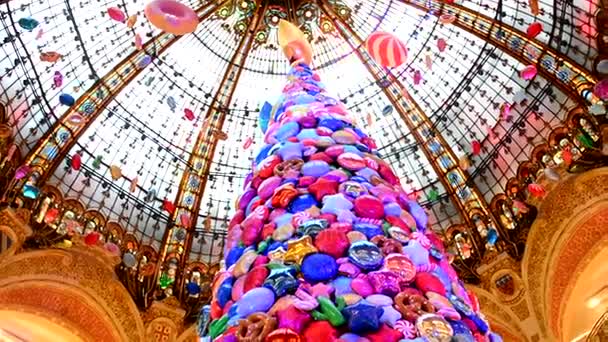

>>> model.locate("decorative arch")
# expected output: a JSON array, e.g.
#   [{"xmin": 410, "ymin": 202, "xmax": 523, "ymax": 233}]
[
  {"xmin": 467, "ymin": 286, "xmax": 529, "ymax": 341},
  {"xmin": 0, "ymin": 245, "xmax": 146, "ymax": 341},
  {"xmin": 522, "ymin": 167, "xmax": 608, "ymax": 340}
]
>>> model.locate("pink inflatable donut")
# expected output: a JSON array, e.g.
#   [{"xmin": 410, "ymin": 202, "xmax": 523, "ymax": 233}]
[{"xmin": 144, "ymin": 0, "xmax": 198, "ymax": 35}]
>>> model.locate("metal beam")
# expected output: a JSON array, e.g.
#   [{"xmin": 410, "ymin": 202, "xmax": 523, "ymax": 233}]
[
  {"xmin": 320, "ymin": 2, "xmax": 505, "ymax": 258},
  {"xmin": 399, "ymin": 0, "xmax": 597, "ymax": 103},
  {"xmin": 19, "ymin": 0, "xmax": 228, "ymax": 188},
  {"xmin": 156, "ymin": 0, "xmax": 267, "ymax": 297}
]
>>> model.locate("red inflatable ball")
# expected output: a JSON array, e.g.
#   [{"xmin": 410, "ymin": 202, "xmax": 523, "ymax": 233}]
[
  {"xmin": 526, "ymin": 22, "xmax": 543, "ymax": 39},
  {"xmin": 365, "ymin": 31, "xmax": 408, "ymax": 67},
  {"xmin": 302, "ymin": 321, "xmax": 339, "ymax": 341},
  {"xmin": 415, "ymin": 272, "xmax": 446, "ymax": 296},
  {"xmin": 315, "ymin": 228, "xmax": 350, "ymax": 258}
]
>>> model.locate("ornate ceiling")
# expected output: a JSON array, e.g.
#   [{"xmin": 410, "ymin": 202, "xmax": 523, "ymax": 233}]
[{"xmin": 0, "ymin": 0, "xmax": 603, "ymax": 264}]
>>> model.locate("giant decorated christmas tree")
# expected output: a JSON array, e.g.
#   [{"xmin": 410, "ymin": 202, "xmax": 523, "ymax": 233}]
[{"xmin": 199, "ymin": 21, "xmax": 500, "ymax": 342}]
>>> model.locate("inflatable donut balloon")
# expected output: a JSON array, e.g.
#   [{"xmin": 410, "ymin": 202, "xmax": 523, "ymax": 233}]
[
  {"xmin": 365, "ymin": 31, "xmax": 408, "ymax": 67},
  {"xmin": 144, "ymin": 0, "xmax": 198, "ymax": 35}
]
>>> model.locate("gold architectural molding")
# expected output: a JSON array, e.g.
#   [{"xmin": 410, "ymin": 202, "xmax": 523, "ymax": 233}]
[
  {"xmin": 0, "ymin": 208, "xmax": 32, "ymax": 259},
  {"xmin": 0, "ymin": 247, "xmax": 146, "ymax": 341},
  {"xmin": 522, "ymin": 167, "xmax": 608, "ymax": 339}
]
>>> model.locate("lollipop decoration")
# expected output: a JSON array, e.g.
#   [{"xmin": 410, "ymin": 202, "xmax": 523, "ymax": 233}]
[{"xmin": 202, "ymin": 21, "xmax": 499, "ymax": 342}]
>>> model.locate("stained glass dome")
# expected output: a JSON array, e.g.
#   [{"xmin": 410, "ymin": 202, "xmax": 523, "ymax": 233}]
[{"xmin": 0, "ymin": 0, "xmax": 603, "ymax": 268}]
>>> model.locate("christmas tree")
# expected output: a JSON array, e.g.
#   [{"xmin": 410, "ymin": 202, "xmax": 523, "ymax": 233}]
[{"xmin": 200, "ymin": 21, "xmax": 500, "ymax": 342}]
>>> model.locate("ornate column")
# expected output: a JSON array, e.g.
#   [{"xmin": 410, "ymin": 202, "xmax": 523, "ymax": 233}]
[
  {"xmin": 201, "ymin": 20, "xmax": 500, "ymax": 342},
  {"xmin": 320, "ymin": 2, "xmax": 511, "ymax": 274},
  {"xmin": 156, "ymin": 0, "xmax": 267, "ymax": 298},
  {"xmin": 13, "ymin": 0, "xmax": 228, "ymax": 197},
  {"xmin": 398, "ymin": 0, "xmax": 597, "ymax": 103}
]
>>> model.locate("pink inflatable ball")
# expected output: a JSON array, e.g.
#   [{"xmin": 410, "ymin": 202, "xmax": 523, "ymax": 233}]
[
  {"xmin": 520, "ymin": 65, "xmax": 537, "ymax": 80},
  {"xmin": 354, "ymin": 195, "xmax": 385, "ymax": 219},
  {"xmin": 258, "ymin": 176, "xmax": 282, "ymax": 200}
]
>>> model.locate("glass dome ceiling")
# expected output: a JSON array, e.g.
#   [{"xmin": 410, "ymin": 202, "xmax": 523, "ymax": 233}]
[{"xmin": 0, "ymin": 0, "xmax": 599, "ymax": 263}]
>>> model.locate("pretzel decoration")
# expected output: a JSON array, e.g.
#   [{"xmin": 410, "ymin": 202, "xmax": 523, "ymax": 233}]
[
  {"xmin": 274, "ymin": 159, "xmax": 304, "ymax": 178},
  {"xmin": 235, "ymin": 313, "xmax": 277, "ymax": 342},
  {"xmin": 370, "ymin": 235, "xmax": 403, "ymax": 255},
  {"xmin": 394, "ymin": 289, "xmax": 436, "ymax": 322}
]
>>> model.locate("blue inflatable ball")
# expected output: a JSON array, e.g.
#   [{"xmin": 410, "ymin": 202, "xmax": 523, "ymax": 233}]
[
  {"xmin": 301, "ymin": 160, "xmax": 331, "ymax": 177},
  {"xmin": 450, "ymin": 320, "xmax": 473, "ymax": 336},
  {"xmin": 288, "ymin": 194, "xmax": 317, "ymax": 213},
  {"xmin": 267, "ymin": 241, "xmax": 284, "ymax": 254},
  {"xmin": 353, "ymin": 127, "xmax": 368, "ymax": 139},
  {"xmin": 273, "ymin": 105, "xmax": 285, "ymax": 122},
  {"xmin": 318, "ymin": 116, "xmax": 345, "ymax": 131},
  {"xmin": 382, "ymin": 105, "xmax": 393, "ymax": 116},
  {"xmin": 296, "ymin": 128, "xmax": 320, "ymax": 141},
  {"xmin": 274, "ymin": 121, "xmax": 300, "ymax": 142},
  {"xmin": 255, "ymin": 144, "xmax": 274, "ymax": 165},
  {"xmin": 225, "ymin": 246, "xmax": 245, "ymax": 268},
  {"xmin": 471, "ymin": 314, "xmax": 490, "ymax": 334},
  {"xmin": 235, "ymin": 287, "xmax": 275, "ymax": 317},
  {"xmin": 354, "ymin": 143, "xmax": 370, "ymax": 153},
  {"xmin": 343, "ymin": 145, "xmax": 364, "ymax": 156},
  {"xmin": 294, "ymin": 94, "xmax": 316, "ymax": 105},
  {"xmin": 217, "ymin": 277, "xmax": 234, "ymax": 308},
  {"xmin": 259, "ymin": 101, "xmax": 272, "ymax": 133},
  {"xmin": 59, "ymin": 93, "xmax": 75, "ymax": 106},
  {"xmin": 384, "ymin": 202, "xmax": 402, "ymax": 217},
  {"xmin": 406, "ymin": 199, "xmax": 428, "ymax": 232},
  {"xmin": 301, "ymin": 253, "xmax": 338, "ymax": 283},
  {"xmin": 353, "ymin": 223, "xmax": 384, "ymax": 240}
]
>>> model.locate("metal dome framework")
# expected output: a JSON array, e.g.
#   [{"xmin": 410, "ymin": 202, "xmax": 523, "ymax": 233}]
[{"xmin": 0, "ymin": 0, "xmax": 606, "ymax": 304}]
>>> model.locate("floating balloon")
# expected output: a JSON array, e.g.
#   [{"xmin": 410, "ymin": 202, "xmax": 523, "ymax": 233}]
[
  {"xmin": 110, "ymin": 165, "xmax": 122, "ymax": 180},
  {"xmin": 437, "ymin": 38, "xmax": 447, "ymax": 52},
  {"xmin": 163, "ymin": 199, "xmax": 176, "ymax": 214},
  {"xmin": 439, "ymin": 14, "xmax": 456, "ymax": 25},
  {"xmin": 529, "ymin": 0, "xmax": 540, "ymax": 15},
  {"xmin": 278, "ymin": 19, "xmax": 313, "ymax": 65},
  {"xmin": 71, "ymin": 153, "xmax": 82, "ymax": 170},
  {"xmin": 53, "ymin": 71, "xmax": 63, "ymax": 88},
  {"xmin": 413, "ymin": 70, "xmax": 422, "ymax": 85},
  {"xmin": 145, "ymin": 0, "xmax": 198, "ymax": 35},
  {"xmin": 425, "ymin": 54, "xmax": 433, "ymax": 70},
  {"xmin": 365, "ymin": 31, "xmax": 408, "ymax": 67},
  {"xmin": 18, "ymin": 17, "xmax": 39, "ymax": 31},
  {"xmin": 184, "ymin": 108, "xmax": 195, "ymax": 121},
  {"xmin": 135, "ymin": 34, "xmax": 143, "ymax": 50},
  {"xmin": 107, "ymin": 7, "xmax": 126, "ymax": 22},
  {"xmin": 40, "ymin": 52, "xmax": 62, "ymax": 63},
  {"xmin": 526, "ymin": 22, "xmax": 543, "ymax": 39},
  {"xmin": 471, "ymin": 140, "xmax": 481, "ymax": 155},
  {"xmin": 520, "ymin": 65, "xmax": 537, "ymax": 80},
  {"xmin": 59, "ymin": 93, "xmax": 75, "ymax": 106},
  {"xmin": 126, "ymin": 15, "xmax": 137, "ymax": 28}
]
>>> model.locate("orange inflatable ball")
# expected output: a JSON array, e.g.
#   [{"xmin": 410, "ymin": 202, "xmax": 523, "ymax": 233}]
[
  {"xmin": 144, "ymin": 0, "xmax": 198, "ymax": 35},
  {"xmin": 365, "ymin": 31, "xmax": 407, "ymax": 67}
]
